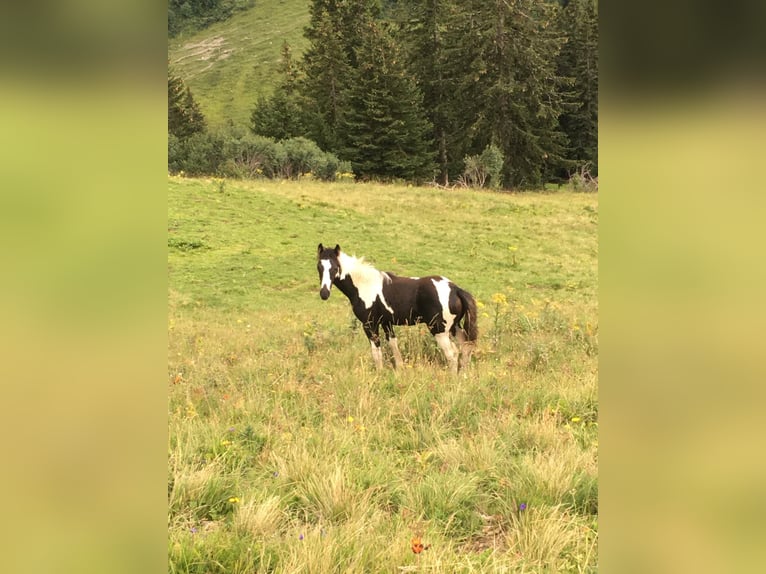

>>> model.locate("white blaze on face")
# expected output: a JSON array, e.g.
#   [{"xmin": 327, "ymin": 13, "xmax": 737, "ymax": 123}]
[
  {"xmin": 432, "ymin": 277, "xmax": 456, "ymax": 331},
  {"xmin": 320, "ymin": 259, "xmax": 333, "ymax": 291}
]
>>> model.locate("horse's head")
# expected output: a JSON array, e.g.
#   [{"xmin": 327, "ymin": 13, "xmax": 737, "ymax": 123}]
[{"xmin": 317, "ymin": 243, "xmax": 342, "ymax": 300}]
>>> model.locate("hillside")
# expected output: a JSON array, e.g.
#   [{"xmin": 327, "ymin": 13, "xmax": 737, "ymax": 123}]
[{"xmin": 168, "ymin": 0, "xmax": 310, "ymax": 129}]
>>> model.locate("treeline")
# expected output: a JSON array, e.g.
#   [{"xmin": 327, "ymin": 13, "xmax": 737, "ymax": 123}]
[
  {"xmin": 168, "ymin": 0, "xmax": 254, "ymax": 37},
  {"xmin": 169, "ymin": 0, "xmax": 598, "ymax": 190}
]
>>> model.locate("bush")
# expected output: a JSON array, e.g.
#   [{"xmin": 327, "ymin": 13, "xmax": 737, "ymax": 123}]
[
  {"xmin": 168, "ymin": 133, "xmax": 183, "ymax": 174},
  {"xmin": 569, "ymin": 163, "xmax": 598, "ymax": 192},
  {"xmin": 274, "ymin": 137, "xmax": 348, "ymax": 181},
  {"xmin": 221, "ymin": 133, "xmax": 282, "ymax": 179},
  {"xmin": 168, "ymin": 130, "xmax": 350, "ymax": 181},
  {"xmin": 461, "ymin": 144, "xmax": 504, "ymax": 188},
  {"xmin": 314, "ymin": 156, "xmax": 353, "ymax": 182},
  {"xmin": 168, "ymin": 131, "xmax": 226, "ymax": 177},
  {"xmin": 278, "ymin": 137, "xmax": 322, "ymax": 179},
  {"xmin": 480, "ymin": 144, "xmax": 504, "ymax": 189}
]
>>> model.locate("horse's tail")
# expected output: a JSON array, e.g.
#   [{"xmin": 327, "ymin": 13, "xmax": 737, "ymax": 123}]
[{"xmin": 456, "ymin": 287, "xmax": 478, "ymax": 342}]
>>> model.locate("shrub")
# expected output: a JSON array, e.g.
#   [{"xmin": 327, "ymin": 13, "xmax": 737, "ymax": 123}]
[
  {"xmin": 569, "ymin": 163, "xmax": 598, "ymax": 192},
  {"xmin": 461, "ymin": 144, "xmax": 504, "ymax": 188},
  {"xmin": 273, "ymin": 137, "xmax": 348, "ymax": 181},
  {"xmin": 221, "ymin": 133, "xmax": 282, "ymax": 179},
  {"xmin": 314, "ymin": 156, "xmax": 352, "ymax": 182},
  {"xmin": 168, "ymin": 131, "xmax": 226, "ymax": 177},
  {"xmin": 278, "ymin": 137, "xmax": 320, "ymax": 178},
  {"xmin": 168, "ymin": 130, "xmax": 351, "ymax": 181},
  {"xmin": 168, "ymin": 133, "xmax": 183, "ymax": 173}
]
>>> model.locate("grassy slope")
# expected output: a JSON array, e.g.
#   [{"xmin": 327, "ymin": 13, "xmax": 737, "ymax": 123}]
[
  {"xmin": 168, "ymin": 177, "xmax": 598, "ymax": 572},
  {"xmin": 168, "ymin": 0, "xmax": 311, "ymax": 129}
]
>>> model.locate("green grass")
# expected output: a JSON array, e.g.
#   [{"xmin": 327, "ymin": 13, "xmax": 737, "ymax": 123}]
[
  {"xmin": 168, "ymin": 176, "xmax": 598, "ymax": 572},
  {"xmin": 168, "ymin": 0, "xmax": 311, "ymax": 129}
]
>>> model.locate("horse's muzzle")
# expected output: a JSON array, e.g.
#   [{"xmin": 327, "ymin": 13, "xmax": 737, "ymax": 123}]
[{"xmin": 320, "ymin": 287, "xmax": 330, "ymax": 300}]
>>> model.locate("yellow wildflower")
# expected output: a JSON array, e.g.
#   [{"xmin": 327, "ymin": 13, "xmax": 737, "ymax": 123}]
[{"xmin": 491, "ymin": 292, "xmax": 507, "ymax": 305}]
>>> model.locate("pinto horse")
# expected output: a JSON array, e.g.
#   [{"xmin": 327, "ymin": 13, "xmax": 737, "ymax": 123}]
[{"xmin": 316, "ymin": 244, "xmax": 477, "ymax": 373}]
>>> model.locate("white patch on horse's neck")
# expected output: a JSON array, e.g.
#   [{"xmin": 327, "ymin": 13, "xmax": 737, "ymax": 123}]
[
  {"xmin": 320, "ymin": 259, "xmax": 333, "ymax": 290},
  {"xmin": 338, "ymin": 252, "xmax": 394, "ymax": 312},
  {"xmin": 432, "ymin": 277, "xmax": 456, "ymax": 331}
]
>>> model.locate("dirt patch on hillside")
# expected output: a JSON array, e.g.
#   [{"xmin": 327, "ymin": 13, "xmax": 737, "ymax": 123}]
[{"xmin": 172, "ymin": 36, "xmax": 234, "ymax": 73}]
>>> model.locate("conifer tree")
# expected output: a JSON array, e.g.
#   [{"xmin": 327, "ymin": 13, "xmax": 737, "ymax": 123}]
[
  {"xmin": 168, "ymin": 66, "xmax": 206, "ymax": 140},
  {"xmin": 298, "ymin": 7, "xmax": 353, "ymax": 151},
  {"xmin": 468, "ymin": 0, "xmax": 571, "ymax": 187},
  {"xmin": 250, "ymin": 41, "xmax": 307, "ymax": 140},
  {"xmin": 299, "ymin": 1, "xmax": 383, "ymax": 153},
  {"xmin": 395, "ymin": 0, "xmax": 457, "ymax": 185},
  {"xmin": 340, "ymin": 20, "xmax": 434, "ymax": 181},
  {"xmin": 557, "ymin": 0, "xmax": 598, "ymax": 176}
]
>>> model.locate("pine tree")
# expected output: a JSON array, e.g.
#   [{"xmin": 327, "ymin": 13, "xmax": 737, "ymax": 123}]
[
  {"xmin": 340, "ymin": 20, "xmax": 434, "ymax": 181},
  {"xmin": 250, "ymin": 91, "xmax": 306, "ymax": 140},
  {"xmin": 168, "ymin": 66, "xmax": 206, "ymax": 140},
  {"xmin": 557, "ymin": 0, "xmax": 598, "ymax": 176},
  {"xmin": 299, "ymin": 6, "xmax": 353, "ymax": 151},
  {"xmin": 250, "ymin": 41, "xmax": 307, "ymax": 140},
  {"xmin": 484, "ymin": 1, "xmax": 570, "ymax": 187},
  {"xmin": 395, "ymin": 0, "xmax": 457, "ymax": 185},
  {"xmin": 440, "ymin": 0, "xmax": 571, "ymax": 188}
]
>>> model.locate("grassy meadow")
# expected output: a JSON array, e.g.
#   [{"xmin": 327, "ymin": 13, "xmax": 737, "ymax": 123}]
[{"xmin": 168, "ymin": 176, "xmax": 598, "ymax": 572}]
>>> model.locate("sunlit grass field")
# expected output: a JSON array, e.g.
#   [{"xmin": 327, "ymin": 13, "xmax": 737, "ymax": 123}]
[{"xmin": 168, "ymin": 176, "xmax": 598, "ymax": 572}]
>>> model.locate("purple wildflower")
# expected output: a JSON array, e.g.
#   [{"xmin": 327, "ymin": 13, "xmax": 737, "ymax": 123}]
[
  {"xmin": 190, "ymin": 527, "xmax": 198, "ymax": 533},
  {"xmin": 519, "ymin": 502, "xmax": 527, "ymax": 512},
  {"xmin": 299, "ymin": 533, "xmax": 304, "ymax": 540}
]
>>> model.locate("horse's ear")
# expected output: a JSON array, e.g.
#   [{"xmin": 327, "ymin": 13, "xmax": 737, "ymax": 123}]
[
  {"xmin": 317, "ymin": 243, "xmax": 324, "ymax": 255},
  {"xmin": 334, "ymin": 244, "xmax": 341, "ymax": 255}
]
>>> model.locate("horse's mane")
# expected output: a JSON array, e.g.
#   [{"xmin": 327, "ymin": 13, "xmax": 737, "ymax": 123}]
[{"xmin": 338, "ymin": 252, "xmax": 390, "ymax": 286}]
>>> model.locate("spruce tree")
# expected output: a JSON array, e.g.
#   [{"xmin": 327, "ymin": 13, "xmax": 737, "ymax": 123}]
[
  {"xmin": 250, "ymin": 91, "xmax": 306, "ymax": 140},
  {"xmin": 340, "ymin": 20, "xmax": 434, "ymax": 181},
  {"xmin": 500, "ymin": 1, "xmax": 568, "ymax": 186},
  {"xmin": 250, "ymin": 41, "xmax": 307, "ymax": 140},
  {"xmin": 299, "ymin": 7, "xmax": 353, "ymax": 151},
  {"xmin": 299, "ymin": 1, "xmax": 384, "ymax": 153},
  {"xmin": 444, "ymin": 0, "xmax": 570, "ymax": 188},
  {"xmin": 395, "ymin": 0, "xmax": 457, "ymax": 185},
  {"xmin": 557, "ymin": 0, "xmax": 598, "ymax": 176},
  {"xmin": 168, "ymin": 66, "xmax": 206, "ymax": 140}
]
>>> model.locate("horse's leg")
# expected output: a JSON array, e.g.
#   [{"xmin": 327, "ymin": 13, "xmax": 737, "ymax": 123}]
[
  {"xmin": 364, "ymin": 324, "xmax": 383, "ymax": 370},
  {"xmin": 434, "ymin": 331, "xmax": 458, "ymax": 374},
  {"xmin": 454, "ymin": 327, "xmax": 475, "ymax": 372},
  {"xmin": 383, "ymin": 324, "xmax": 404, "ymax": 369}
]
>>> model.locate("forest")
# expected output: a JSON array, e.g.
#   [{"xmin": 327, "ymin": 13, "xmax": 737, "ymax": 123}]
[{"xmin": 169, "ymin": 0, "xmax": 597, "ymax": 190}]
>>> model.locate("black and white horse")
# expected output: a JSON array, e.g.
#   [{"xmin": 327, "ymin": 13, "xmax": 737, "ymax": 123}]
[{"xmin": 316, "ymin": 244, "xmax": 477, "ymax": 373}]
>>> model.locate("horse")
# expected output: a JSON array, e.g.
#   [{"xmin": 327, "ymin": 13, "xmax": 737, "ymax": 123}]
[{"xmin": 316, "ymin": 243, "xmax": 478, "ymax": 373}]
